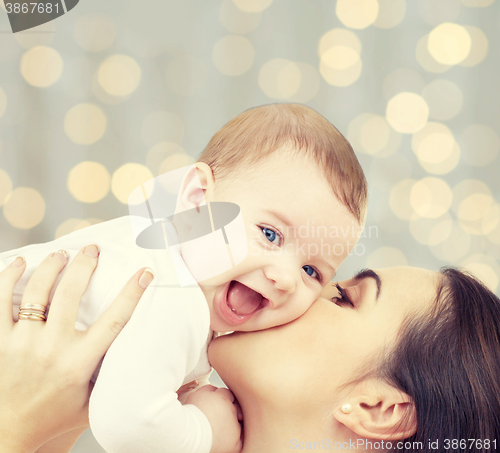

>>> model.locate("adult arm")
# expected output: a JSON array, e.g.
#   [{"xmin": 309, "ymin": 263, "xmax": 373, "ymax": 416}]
[{"xmin": 0, "ymin": 248, "xmax": 153, "ymax": 453}]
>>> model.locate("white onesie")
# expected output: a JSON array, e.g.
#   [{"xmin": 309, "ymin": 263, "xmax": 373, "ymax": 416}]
[{"xmin": 0, "ymin": 216, "xmax": 213, "ymax": 453}]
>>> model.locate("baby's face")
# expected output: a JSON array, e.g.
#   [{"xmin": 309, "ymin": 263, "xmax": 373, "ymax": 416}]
[{"xmin": 192, "ymin": 150, "xmax": 360, "ymax": 333}]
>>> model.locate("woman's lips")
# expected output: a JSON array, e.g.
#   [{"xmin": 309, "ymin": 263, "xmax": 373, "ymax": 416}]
[{"xmin": 218, "ymin": 281, "xmax": 267, "ymax": 325}]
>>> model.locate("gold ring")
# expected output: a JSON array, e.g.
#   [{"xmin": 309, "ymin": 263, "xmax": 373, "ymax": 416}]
[
  {"xmin": 18, "ymin": 312, "xmax": 47, "ymax": 322},
  {"xmin": 19, "ymin": 303, "xmax": 47, "ymax": 314}
]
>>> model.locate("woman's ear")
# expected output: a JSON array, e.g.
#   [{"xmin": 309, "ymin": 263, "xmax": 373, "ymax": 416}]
[
  {"xmin": 176, "ymin": 162, "xmax": 215, "ymax": 212},
  {"xmin": 333, "ymin": 380, "xmax": 417, "ymax": 441}
]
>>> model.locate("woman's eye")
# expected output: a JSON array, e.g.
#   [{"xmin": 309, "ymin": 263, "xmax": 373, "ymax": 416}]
[
  {"xmin": 332, "ymin": 283, "xmax": 354, "ymax": 307},
  {"xmin": 260, "ymin": 226, "xmax": 282, "ymax": 246},
  {"xmin": 303, "ymin": 265, "xmax": 321, "ymax": 281}
]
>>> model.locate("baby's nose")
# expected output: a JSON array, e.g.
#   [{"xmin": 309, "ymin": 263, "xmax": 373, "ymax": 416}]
[{"xmin": 264, "ymin": 267, "xmax": 296, "ymax": 295}]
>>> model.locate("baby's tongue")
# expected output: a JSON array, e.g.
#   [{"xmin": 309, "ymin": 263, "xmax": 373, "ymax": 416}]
[{"xmin": 227, "ymin": 281, "xmax": 263, "ymax": 315}]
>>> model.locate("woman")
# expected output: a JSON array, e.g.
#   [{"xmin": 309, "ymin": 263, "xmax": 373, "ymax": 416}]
[
  {"xmin": 1, "ymin": 258, "xmax": 499, "ymax": 452},
  {"xmin": 209, "ymin": 266, "xmax": 500, "ymax": 452}
]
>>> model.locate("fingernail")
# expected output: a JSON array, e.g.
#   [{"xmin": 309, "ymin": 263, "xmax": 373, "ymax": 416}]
[
  {"xmin": 52, "ymin": 250, "xmax": 69, "ymax": 262},
  {"xmin": 83, "ymin": 244, "xmax": 100, "ymax": 258},
  {"xmin": 10, "ymin": 256, "xmax": 25, "ymax": 268},
  {"xmin": 138, "ymin": 268, "xmax": 155, "ymax": 289}
]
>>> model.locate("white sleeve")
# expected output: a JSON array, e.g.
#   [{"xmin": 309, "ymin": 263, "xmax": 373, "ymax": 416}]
[
  {"xmin": 0, "ymin": 217, "xmax": 213, "ymax": 452},
  {"xmin": 89, "ymin": 285, "xmax": 213, "ymax": 453},
  {"xmin": 0, "ymin": 218, "xmax": 136, "ymax": 327}
]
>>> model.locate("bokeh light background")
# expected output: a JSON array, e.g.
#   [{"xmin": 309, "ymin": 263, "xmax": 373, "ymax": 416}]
[{"xmin": 0, "ymin": 0, "xmax": 499, "ymax": 450}]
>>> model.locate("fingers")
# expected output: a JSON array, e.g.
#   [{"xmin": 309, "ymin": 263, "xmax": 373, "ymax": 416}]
[
  {"xmin": 47, "ymin": 245, "xmax": 100, "ymax": 329},
  {"xmin": 0, "ymin": 256, "xmax": 27, "ymax": 331},
  {"xmin": 21, "ymin": 250, "xmax": 69, "ymax": 311},
  {"xmin": 85, "ymin": 267, "xmax": 154, "ymax": 360},
  {"xmin": 192, "ymin": 385, "xmax": 218, "ymax": 394},
  {"xmin": 215, "ymin": 387, "xmax": 236, "ymax": 403}
]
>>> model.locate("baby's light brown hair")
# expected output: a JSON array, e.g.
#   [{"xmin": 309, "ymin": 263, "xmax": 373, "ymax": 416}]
[{"xmin": 197, "ymin": 103, "xmax": 367, "ymax": 223}]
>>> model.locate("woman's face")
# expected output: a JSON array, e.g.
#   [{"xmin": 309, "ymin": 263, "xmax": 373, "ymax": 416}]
[{"xmin": 209, "ymin": 266, "xmax": 441, "ymax": 415}]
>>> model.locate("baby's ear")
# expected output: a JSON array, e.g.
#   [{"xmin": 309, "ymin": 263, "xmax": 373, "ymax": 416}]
[
  {"xmin": 332, "ymin": 379, "xmax": 417, "ymax": 441},
  {"xmin": 177, "ymin": 163, "xmax": 215, "ymax": 211}
]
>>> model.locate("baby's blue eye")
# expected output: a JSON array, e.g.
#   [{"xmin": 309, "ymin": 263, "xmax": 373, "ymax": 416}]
[
  {"xmin": 261, "ymin": 227, "xmax": 281, "ymax": 246},
  {"xmin": 303, "ymin": 265, "xmax": 320, "ymax": 280}
]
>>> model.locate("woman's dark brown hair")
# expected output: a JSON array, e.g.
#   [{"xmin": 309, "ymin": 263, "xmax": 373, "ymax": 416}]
[{"xmin": 384, "ymin": 267, "xmax": 500, "ymax": 452}]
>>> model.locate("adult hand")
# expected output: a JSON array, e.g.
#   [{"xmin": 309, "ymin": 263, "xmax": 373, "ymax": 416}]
[{"xmin": 0, "ymin": 246, "xmax": 154, "ymax": 453}]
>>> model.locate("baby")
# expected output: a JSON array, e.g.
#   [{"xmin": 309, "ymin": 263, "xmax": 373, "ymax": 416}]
[{"xmin": 0, "ymin": 103, "xmax": 367, "ymax": 453}]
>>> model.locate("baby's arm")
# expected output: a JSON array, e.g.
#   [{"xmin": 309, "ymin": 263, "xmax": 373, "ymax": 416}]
[
  {"xmin": 89, "ymin": 284, "xmax": 214, "ymax": 453},
  {"xmin": 186, "ymin": 386, "xmax": 243, "ymax": 453}
]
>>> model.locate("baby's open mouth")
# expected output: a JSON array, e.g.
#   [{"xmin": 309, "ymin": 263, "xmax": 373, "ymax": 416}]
[{"xmin": 226, "ymin": 281, "xmax": 265, "ymax": 316}]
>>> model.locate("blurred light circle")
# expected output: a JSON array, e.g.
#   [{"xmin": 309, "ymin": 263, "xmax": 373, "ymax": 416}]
[
  {"xmin": 410, "ymin": 177, "xmax": 452, "ymax": 218},
  {"xmin": 367, "ymin": 246, "xmax": 408, "ymax": 268},
  {"xmin": 0, "ymin": 168, "xmax": 12, "ymax": 206},
  {"xmin": 318, "ymin": 29, "xmax": 363, "ymax": 86},
  {"xmin": 389, "ymin": 178, "xmax": 417, "ymax": 220},
  {"xmin": 460, "ymin": 26, "xmax": 489, "ymax": 67},
  {"xmin": 416, "ymin": 34, "xmax": 451, "ymax": 73},
  {"xmin": 319, "ymin": 29, "xmax": 362, "ymax": 56},
  {"xmin": 321, "ymin": 46, "xmax": 360, "ymax": 70},
  {"xmin": 74, "ymin": 14, "xmax": 116, "ymax": 52},
  {"xmin": 67, "ymin": 161, "xmax": 110, "ymax": 203},
  {"xmin": 0, "ymin": 86, "xmax": 6, "ymax": 118},
  {"xmin": 486, "ymin": 216, "xmax": 500, "ymax": 245},
  {"xmin": 141, "ymin": 111, "xmax": 184, "ymax": 148},
  {"xmin": 64, "ymin": 103, "xmax": 107, "ymax": 145},
  {"xmin": 430, "ymin": 222, "xmax": 471, "ymax": 261},
  {"xmin": 409, "ymin": 213, "xmax": 453, "ymax": 246},
  {"xmin": 452, "ymin": 179, "xmax": 492, "ymax": 214},
  {"xmin": 457, "ymin": 193, "xmax": 494, "ymax": 222},
  {"xmin": 55, "ymin": 217, "xmax": 102, "ymax": 239},
  {"xmin": 461, "ymin": 0, "xmax": 494, "ymax": 6},
  {"xmin": 15, "ymin": 21, "xmax": 55, "ymax": 48},
  {"xmin": 428, "ymin": 23, "xmax": 471, "ymax": 65},
  {"xmin": 159, "ymin": 154, "xmax": 195, "ymax": 174},
  {"xmin": 147, "ymin": 142, "xmax": 186, "ymax": 175},
  {"xmin": 386, "ymin": 92, "xmax": 429, "ymax": 133},
  {"xmin": 418, "ymin": 0, "xmax": 461, "ymax": 25},
  {"xmin": 91, "ymin": 71, "xmax": 127, "ymax": 105},
  {"xmin": 20, "ymin": 46, "xmax": 63, "ymax": 87},
  {"xmin": 461, "ymin": 255, "xmax": 499, "ymax": 292},
  {"xmin": 259, "ymin": 59, "xmax": 301, "ymax": 99},
  {"xmin": 165, "ymin": 56, "xmax": 208, "ymax": 96},
  {"xmin": 336, "ymin": 0, "xmax": 379, "ymax": 29},
  {"xmin": 112, "ymin": 163, "xmax": 154, "ymax": 205},
  {"xmin": 359, "ymin": 116, "xmax": 391, "ymax": 154},
  {"xmin": 320, "ymin": 58, "xmax": 362, "ymax": 87},
  {"xmin": 373, "ymin": 0, "xmax": 406, "ymax": 28},
  {"xmin": 220, "ymin": 0, "xmax": 261, "ymax": 34},
  {"xmin": 3, "ymin": 187, "xmax": 45, "ymax": 229},
  {"xmin": 411, "ymin": 122, "xmax": 460, "ymax": 174},
  {"xmin": 348, "ymin": 113, "xmax": 401, "ymax": 156},
  {"xmin": 369, "ymin": 154, "xmax": 411, "ymax": 190},
  {"xmin": 212, "ymin": 35, "xmax": 255, "ymax": 76},
  {"xmin": 383, "ymin": 68, "xmax": 424, "ymax": 100},
  {"xmin": 288, "ymin": 62, "xmax": 320, "ymax": 103},
  {"xmin": 98, "ymin": 54, "xmax": 141, "ymax": 97},
  {"xmin": 258, "ymin": 60, "xmax": 319, "ymax": 102},
  {"xmin": 459, "ymin": 124, "xmax": 499, "ymax": 166},
  {"xmin": 458, "ymin": 195, "xmax": 499, "ymax": 236},
  {"xmin": 422, "ymin": 79, "xmax": 463, "ymax": 120},
  {"xmin": 232, "ymin": 0, "xmax": 273, "ymax": 12}
]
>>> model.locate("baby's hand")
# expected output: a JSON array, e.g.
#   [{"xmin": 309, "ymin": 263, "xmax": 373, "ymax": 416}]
[{"xmin": 186, "ymin": 385, "xmax": 242, "ymax": 453}]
